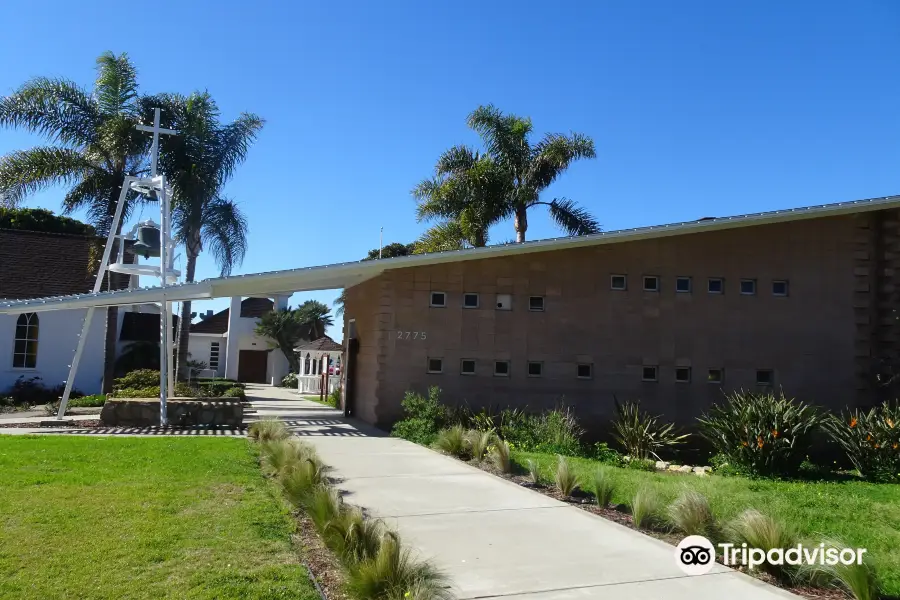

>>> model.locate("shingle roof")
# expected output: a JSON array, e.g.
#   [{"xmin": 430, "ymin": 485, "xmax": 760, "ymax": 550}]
[
  {"xmin": 295, "ymin": 336, "xmax": 343, "ymax": 352},
  {"xmin": 0, "ymin": 229, "xmax": 132, "ymax": 300},
  {"xmin": 190, "ymin": 297, "xmax": 273, "ymax": 334}
]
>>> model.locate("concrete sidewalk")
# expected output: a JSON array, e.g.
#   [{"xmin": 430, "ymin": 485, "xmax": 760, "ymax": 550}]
[{"xmin": 249, "ymin": 387, "xmax": 797, "ymax": 600}]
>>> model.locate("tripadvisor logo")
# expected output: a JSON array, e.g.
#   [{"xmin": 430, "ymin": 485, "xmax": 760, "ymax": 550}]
[{"xmin": 675, "ymin": 536, "xmax": 867, "ymax": 576}]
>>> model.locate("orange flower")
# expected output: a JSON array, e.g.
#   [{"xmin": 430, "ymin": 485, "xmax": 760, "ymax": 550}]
[
  {"xmin": 742, "ymin": 441, "xmax": 749, "ymax": 447},
  {"xmin": 867, "ymin": 434, "xmax": 873, "ymax": 441},
  {"xmin": 874, "ymin": 443, "xmax": 880, "ymax": 449},
  {"xmin": 757, "ymin": 437, "xmax": 764, "ymax": 449},
  {"xmin": 850, "ymin": 417, "xmax": 858, "ymax": 428},
  {"xmin": 893, "ymin": 443, "xmax": 898, "ymax": 450},
  {"xmin": 888, "ymin": 419, "xmax": 895, "ymax": 429},
  {"xmin": 772, "ymin": 429, "xmax": 779, "ymax": 438}
]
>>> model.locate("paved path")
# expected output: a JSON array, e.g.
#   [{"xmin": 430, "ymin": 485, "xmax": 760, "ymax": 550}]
[{"xmin": 247, "ymin": 386, "xmax": 798, "ymax": 600}]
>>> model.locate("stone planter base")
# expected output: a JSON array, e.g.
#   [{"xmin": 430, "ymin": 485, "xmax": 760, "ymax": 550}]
[{"xmin": 100, "ymin": 398, "xmax": 243, "ymax": 427}]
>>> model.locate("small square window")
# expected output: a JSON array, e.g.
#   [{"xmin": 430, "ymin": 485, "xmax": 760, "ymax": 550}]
[
  {"xmin": 708, "ymin": 278, "xmax": 724, "ymax": 294},
  {"xmin": 430, "ymin": 292, "xmax": 446, "ymax": 307},
  {"xmin": 494, "ymin": 361, "xmax": 510, "ymax": 377},
  {"xmin": 427, "ymin": 358, "xmax": 443, "ymax": 373},
  {"xmin": 740, "ymin": 279, "xmax": 756, "ymax": 295},
  {"xmin": 528, "ymin": 296, "xmax": 545, "ymax": 311},
  {"xmin": 576, "ymin": 363, "xmax": 593, "ymax": 379},
  {"xmin": 756, "ymin": 370, "xmax": 774, "ymax": 386},
  {"xmin": 675, "ymin": 367, "xmax": 691, "ymax": 383},
  {"xmin": 460, "ymin": 359, "xmax": 476, "ymax": 375},
  {"xmin": 707, "ymin": 369, "xmax": 723, "ymax": 384},
  {"xmin": 643, "ymin": 276, "xmax": 659, "ymax": 292},
  {"xmin": 463, "ymin": 293, "xmax": 479, "ymax": 308},
  {"xmin": 527, "ymin": 361, "xmax": 543, "ymax": 377},
  {"xmin": 772, "ymin": 280, "xmax": 789, "ymax": 296},
  {"xmin": 642, "ymin": 366, "xmax": 658, "ymax": 382},
  {"xmin": 610, "ymin": 275, "xmax": 627, "ymax": 290},
  {"xmin": 676, "ymin": 277, "xmax": 692, "ymax": 293},
  {"xmin": 496, "ymin": 294, "xmax": 512, "ymax": 310}
]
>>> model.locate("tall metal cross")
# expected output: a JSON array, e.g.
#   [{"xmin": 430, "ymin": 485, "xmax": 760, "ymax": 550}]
[{"xmin": 136, "ymin": 108, "xmax": 177, "ymax": 177}]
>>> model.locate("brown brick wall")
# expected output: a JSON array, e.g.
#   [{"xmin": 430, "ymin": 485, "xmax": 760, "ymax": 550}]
[{"xmin": 344, "ymin": 213, "xmax": 892, "ymax": 431}]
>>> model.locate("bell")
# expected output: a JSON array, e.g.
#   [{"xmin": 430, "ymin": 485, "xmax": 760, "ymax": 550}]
[{"xmin": 132, "ymin": 225, "xmax": 161, "ymax": 259}]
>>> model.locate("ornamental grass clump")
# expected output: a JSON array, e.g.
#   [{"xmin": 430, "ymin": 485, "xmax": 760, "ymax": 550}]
[
  {"xmin": 259, "ymin": 438, "xmax": 319, "ymax": 477},
  {"xmin": 698, "ymin": 390, "xmax": 824, "ymax": 477},
  {"xmin": 554, "ymin": 455, "xmax": 580, "ymax": 497},
  {"xmin": 248, "ymin": 418, "xmax": 289, "ymax": 442},
  {"xmin": 280, "ymin": 458, "xmax": 326, "ymax": 508},
  {"xmin": 667, "ymin": 489, "xmax": 717, "ymax": 539},
  {"xmin": 347, "ymin": 531, "xmax": 452, "ymax": 600},
  {"xmin": 325, "ymin": 506, "xmax": 385, "ymax": 565},
  {"xmin": 526, "ymin": 458, "xmax": 542, "ymax": 485},
  {"xmin": 591, "ymin": 467, "xmax": 615, "ymax": 508},
  {"xmin": 630, "ymin": 486, "xmax": 665, "ymax": 530},
  {"xmin": 305, "ymin": 484, "xmax": 343, "ymax": 533},
  {"xmin": 467, "ymin": 429, "xmax": 494, "ymax": 461},
  {"xmin": 612, "ymin": 399, "xmax": 688, "ymax": 461},
  {"xmin": 490, "ymin": 440, "xmax": 512, "ymax": 473},
  {"xmin": 798, "ymin": 538, "xmax": 880, "ymax": 600},
  {"xmin": 727, "ymin": 509, "xmax": 797, "ymax": 581},
  {"xmin": 825, "ymin": 401, "xmax": 900, "ymax": 483},
  {"xmin": 433, "ymin": 425, "xmax": 469, "ymax": 459}
]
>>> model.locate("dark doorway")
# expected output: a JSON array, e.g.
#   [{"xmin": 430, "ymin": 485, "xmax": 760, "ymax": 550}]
[
  {"xmin": 238, "ymin": 350, "xmax": 268, "ymax": 383},
  {"xmin": 344, "ymin": 338, "xmax": 359, "ymax": 417}
]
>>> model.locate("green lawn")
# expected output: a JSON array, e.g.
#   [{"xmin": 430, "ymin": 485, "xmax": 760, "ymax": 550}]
[
  {"xmin": 515, "ymin": 451, "xmax": 900, "ymax": 596},
  {"xmin": 0, "ymin": 436, "xmax": 319, "ymax": 600}
]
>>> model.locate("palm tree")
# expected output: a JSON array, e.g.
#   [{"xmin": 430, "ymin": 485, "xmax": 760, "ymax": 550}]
[
  {"xmin": 295, "ymin": 300, "xmax": 334, "ymax": 340},
  {"xmin": 413, "ymin": 146, "xmax": 511, "ymax": 251},
  {"xmin": 0, "ymin": 52, "xmax": 151, "ymax": 392},
  {"xmin": 468, "ymin": 104, "xmax": 599, "ymax": 242},
  {"xmin": 149, "ymin": 92, "xmax": 263, "ymax": 380},
  {"xmin": 255, "ymin": 308, "xmax": 304, "ymax": 374}
]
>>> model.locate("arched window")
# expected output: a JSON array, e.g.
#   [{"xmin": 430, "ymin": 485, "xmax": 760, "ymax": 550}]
[{"xmin": 13, "ymin": 313, "xmax": 39, "ymax": 369}]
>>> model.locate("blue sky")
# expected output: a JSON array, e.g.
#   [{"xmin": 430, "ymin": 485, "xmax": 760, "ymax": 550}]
[{"xmin": 1, "ymin": 1, "xmax": 898, "ymax": 340}]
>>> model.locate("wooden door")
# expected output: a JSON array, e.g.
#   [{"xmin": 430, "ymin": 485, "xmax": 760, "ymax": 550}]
[{"xmin": 238, "ymin": 350, "xmax": 268, "ymax": 383}]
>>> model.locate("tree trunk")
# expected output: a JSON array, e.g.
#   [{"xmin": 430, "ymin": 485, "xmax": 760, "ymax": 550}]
[
  {"xmin": 514, "ymin": 204, "xmax": 528, "ymax": 243},
  {"xmin": 175, "ymin": 249, "xmax": 199, "ymax": 380}
]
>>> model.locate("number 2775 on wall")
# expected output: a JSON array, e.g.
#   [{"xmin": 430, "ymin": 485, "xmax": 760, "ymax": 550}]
[{"xmin": 396, "ymin": 331, "xmax": 426, "ymax": 340}]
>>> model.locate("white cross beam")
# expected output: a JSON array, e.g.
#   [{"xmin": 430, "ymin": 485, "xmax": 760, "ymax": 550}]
[{"xmin": 136, "ymin": 108, "xmax": 177, "ymax": 177}]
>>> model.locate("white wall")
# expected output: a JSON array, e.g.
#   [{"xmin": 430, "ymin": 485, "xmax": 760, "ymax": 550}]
[
  {"xmin": 0, "ymin": 309, "xmax": 107, "ymax": 395},
  {"xmin": 187, "ymin": 334, "xmax": 227, "ymax": 378}
]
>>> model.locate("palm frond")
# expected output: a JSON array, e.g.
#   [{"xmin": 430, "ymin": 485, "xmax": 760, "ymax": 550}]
[
  {"xmin": 528, "ymin": 132, "xmax": 596, "ymax": 191},
  {"xmin": 435, "ymin": 145, "xmax": 478, "ymax": 175},
  {"xmin": 215, "ymin": 112, "xmax": 265, "ymax": 184},
  {"xmin": 198, "ymin": 196, "xmax": 249, "ymax": 277},
  {"xmin": 416, "ymin": 221, "xmax": 469, "ymax": 253},
  {"xmin": 0, "ymin": 147, "xmax": 96, "ymax": 206},
  {"xmin": 93, "ymin": 52, "xmax": 139, "ymax": 117},
  {"xmin": 0, "ymin": 78, "xmax": 98, "ymax": 147},
  {"xmin": 467, "ymin": 104, "xmax": 532, "ymax": 174},
  {"xmin": 546, "ymin": 198, "xmax": 601, "ymax": 236}
]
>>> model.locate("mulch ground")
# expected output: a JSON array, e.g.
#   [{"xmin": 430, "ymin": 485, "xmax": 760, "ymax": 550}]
[
  {"xmin": 292, "ymin": 513, "xmax": 349, "ymax": 600},
  {"xmin": 474, "ymin": 462, "xmax": 849, "ymax": 600}
]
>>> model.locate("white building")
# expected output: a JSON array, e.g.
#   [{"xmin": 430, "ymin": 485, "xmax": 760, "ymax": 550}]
[{"xmin": 188, "ymin": 296, "xmax": 292, "ymax": 384}]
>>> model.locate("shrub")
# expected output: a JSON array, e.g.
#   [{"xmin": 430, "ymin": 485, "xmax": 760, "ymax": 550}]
[
  {"xmin": 248, "ymin": 418, "xmax": 290, "ymax": 442},
  {"xmin": 554, "ymin": 455, "xmax": 580, "ymax": 497},
  {"xmin": 592, "ymin": 442, "xmax": 625, "ymax": 466},
  {"xmin": 221, "ymin": 386, "xmax": 246, "ymax": 399},
  {"xmin": 433, "ymin": 425, "xmax": 469, "ymax": 459},
  {"xmin": 3, "ymin": 376, "xmax": 83, "ymax": 406},
  {"xmin": 824, "ymin": 402, "xmax": 900, "ymax": 483},
  {"xmin": 327, "ymin": 386, "xmax": 342, "ymax": 408},
  {"xmin": 613, "ymin": 399, "xmax": 688, "ymax": 461},
  {"xmin": 499, "ymin": 405, "xmax": 585, "ymax": 456},
  {"xmin": 347, "ymin": 532, "xmax": 451, "ymax": 600},
  {"xmin": 325, "ymin": 507, "xmax": 385, "ymax": 565},
  {"xmin": 699, "ymin": 390, "xmax": 824, "ymax": 477},
  {"xmin": 626, "ymin": 458, "xmax": 657, "ymax": 472},
  {"xmin": 69, "ymin": 394, "xmax": 106, "ymax": 408},
  {"xmin": 194, "ymin": 381, "xmax": 244, "ymax": 397},
  {"xmin": 798, "ymin": 538, "xmax": 879, "ymax": 600},
  {"xmin": 490, "ymin": 440, "xmax": 512, "ymax": 474},
  {"xmin": 110, "ymin": 382, "xmax": 195, "ymax": 398},
  {"xmin": 668, "ymin": 490, "xmax": 717, "ymax": 538},
  {"xmin": 630, "ymin": 486, "xmax": 664, "ymax": 530},
  {"xmin": 281, "ymin": 372, "xmax": 299, "ymax": 388},
  {"xmin": 113, "ymin": 369, "xmax": 160, "ymax": 390},
  {"xmin": 391, "ymin": 387, "xmax": 449, "ymax": 445},
  {"xmin": 727, "ymin": 509, "xmax": 797, "ymax": 581},
  {"xmin": 526, "ymin": 459, "xmax": 542, "ymax": 485},
  {"xmin": 466, "ymin": 429, "xmax": 493, "ymax": 461},
  {"xmin": 591, "ymin": 467, "xmax": 615, "ymax": 508}
]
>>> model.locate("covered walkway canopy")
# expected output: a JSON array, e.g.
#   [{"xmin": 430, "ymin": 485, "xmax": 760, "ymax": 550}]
[{"xmin": 2, "ymin": 194, "xmax": 899, "ymax": 314}]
